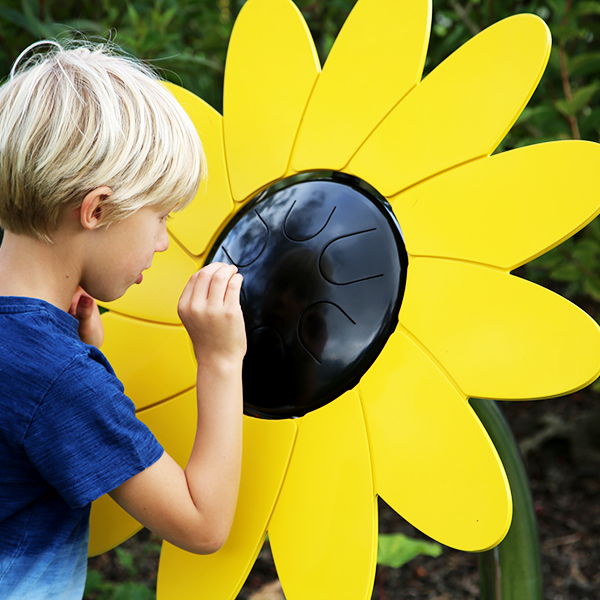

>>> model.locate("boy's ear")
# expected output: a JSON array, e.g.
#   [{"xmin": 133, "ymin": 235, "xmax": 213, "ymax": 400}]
[{"xmin": 80, "ymin": 187, "xmax": 113, "ymax": 230}]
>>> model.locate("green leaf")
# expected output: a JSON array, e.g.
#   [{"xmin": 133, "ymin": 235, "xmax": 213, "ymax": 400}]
[
  {"xmin": 547, "ymin": 0, "xmax": 568, "ymax": 15},
  {"xmin": 377, "ymin": 533, "xmax": 442, "ymax": 569},
  {"xmin": 569, "ymin": 53, "xmax": 600, "ymax": 78},
  {"xmin": 515, "ymin": 105, "xmax": 555, "ymax": 125},
  {"xmin": 83, "ymin": 569, "xmax": 113, "ymax": 597},
  {"xmin": 115, "ymin": 546, "xmax": 136, "ymax": 576},
  {"xmin": 165, "ymin": 53, "xmax": 223, "ymax": 72},
  {"xmin": 551, "ymin": 23, "xmax": 587, "ymax": 43},
  {"xmin": 571, "ymin": 1, "xmax": 600, "ymax": 18},
  {"xmin": 549, "ymin": 261, "xmax": 581, "ymax": 283},
  {"xmin": 0, "ymin": 5, "xmax": 32, "ymax": 30},
  {"xmin": 112, "ymin": 582, "xmax": 155, "ymax": 600},
  {"xmin": 62, "ymin": 19, "xmax": 105, "ymax": 34},
  {"xmin": 583, "ymin": 276, "xmax": 600, "ymax": 302},
  {"xmin": 555, "ymin": 82, "xmax": 600, "ymax": 117}
]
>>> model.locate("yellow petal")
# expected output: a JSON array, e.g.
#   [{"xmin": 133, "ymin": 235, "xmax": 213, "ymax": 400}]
[
  {"xmin": 268, "ymin": 391, "xmax": 377, "ymax": 600},
  {"xmin": 89, "ymin": 494, "xmax": 143, "ymax": 557},
  {"xmin": 89, "ymin": 390, "xmax": 197, "ymax": 555},
  {"xmin": 164, "ymin": 83, "xmax": 235, "ymax": 257},
  {"xmin": 138, "ymin": 388, "xmax": 197, "ymax": 466},
  {"xmin": 400, "ymin": 258, "xmax": 600, "ymax": 399},
  {"xmin": 291, "ymin": 0, "xmax": 431, "ymax": 171},
  {"xmin": 157, "ymin": 417, "xmax": 297, "ymax": 600},
  {"xmin": 393, "ymin": 141, "xmax": 600, "ymax": 270},
  {"xmin": 349, "ymin": 14, "xmax": 550, "ymax": 197},
  {"xmin": 99, "ymin": 312, "xmax": 196, "ymax": 412},
  {"xmin": 223, "ymin": 0, "xmax": 320, "ymax": 202},
  {"xmin": 359, "ymin": 329, "xmax": 511, "ymax": 551},
  {"xmin": 100, "ymin": 236, "xmax": 199, "ymax": 324}
]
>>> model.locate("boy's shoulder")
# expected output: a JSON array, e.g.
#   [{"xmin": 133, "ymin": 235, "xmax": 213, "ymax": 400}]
[
  {"xmin": 0, "ymin": 296, "xmax": 115, "ymax": 406},
  {"xmin": 0, "ymin": 295, "xmax": 86, "ymax": 357}
]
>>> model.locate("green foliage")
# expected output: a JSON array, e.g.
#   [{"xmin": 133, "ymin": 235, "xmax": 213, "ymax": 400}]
[
  {"xmin": 526, "ymin": 216, "xmax": 600, "ymax": 304},
  {"xmin": 84, "ymin": 571, "xmax": 155, "ymax": 600},
  {"xmin": 114, "ymin": 546, "xmax": 137, "ymax": 577},
  {"xmin": 84, "ymin": 568, "xmax": 155, "ymax": 599},
  {"xmin": 378, "ymin": 533, "xmax": 442, "ymax": 568},
  {"xmin": 84, "ymin": 570, "xmax": 114, "ymax": 598},
  {"xmin": 111, "ymin": 583, "xmax": 155, "ymax": 600},
  {"xmin": 84, "ymin": 535, "xmax": 160, "ymax": 599},
  {"xmin": 0, "ymin": 0, "xmax": 234, "ymax": 109}
]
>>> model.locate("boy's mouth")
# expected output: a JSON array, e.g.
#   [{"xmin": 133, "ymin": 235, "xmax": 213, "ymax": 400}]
[{"xmin": 135, "ymin": 273, "xmax": 144, "ymax": 284}]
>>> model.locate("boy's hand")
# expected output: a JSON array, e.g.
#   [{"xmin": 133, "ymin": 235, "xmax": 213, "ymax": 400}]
[
  {"xmin": 178, "ymin": 263, "xmax": 246, "ymax": 363},
  {"xmin": 69, "ymin": 287, "xmax": 104, "ymax": 349}
]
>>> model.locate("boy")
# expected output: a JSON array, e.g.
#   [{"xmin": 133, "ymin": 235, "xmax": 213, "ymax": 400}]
[{"xmin": 0, "ymin": 41, "xmax": 246, "ymax": 599}]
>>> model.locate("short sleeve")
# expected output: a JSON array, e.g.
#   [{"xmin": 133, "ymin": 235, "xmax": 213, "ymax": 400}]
[{"xmin": 24, "ymin": 351, "xmax": 164, "ymax": 508}]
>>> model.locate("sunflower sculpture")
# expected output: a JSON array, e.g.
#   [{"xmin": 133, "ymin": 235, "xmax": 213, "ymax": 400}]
[{"xmin": 89, "ymin": 0, "xmax": 600, "ymax": 598}]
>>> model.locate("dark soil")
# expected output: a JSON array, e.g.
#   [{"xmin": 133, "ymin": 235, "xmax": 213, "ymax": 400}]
[{"xmin": 88, "ymin": 391, "xmax": 600, "ymax": 600}]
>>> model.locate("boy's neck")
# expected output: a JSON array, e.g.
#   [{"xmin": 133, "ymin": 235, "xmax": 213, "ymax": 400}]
[{"xmin": 0, "ymin": 229, "xmax": 81, "ymax": 312}]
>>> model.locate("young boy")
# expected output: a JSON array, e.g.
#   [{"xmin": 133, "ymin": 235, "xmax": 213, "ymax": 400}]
[{"xmin": 0, "ymin": 41, "xmax": 246, "ymax": 599}]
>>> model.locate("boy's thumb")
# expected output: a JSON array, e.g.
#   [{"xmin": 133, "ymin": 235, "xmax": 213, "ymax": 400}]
[{"xmin": 76, "ymin": 294, "xmax": 93, "ymax": 320}]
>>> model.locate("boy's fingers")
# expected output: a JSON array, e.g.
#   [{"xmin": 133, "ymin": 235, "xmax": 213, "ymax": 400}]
[
  {"xmin": 179, "ymin": 263, "xmax": 237, "ymax": 313},
  {"xmin": 69, "ymin": 286, "xmax": 99, "ymax": 320},
  {"xmin": 205, "ymin": 265, "xmax": 239, "ymax": 306},
  {"xmin": 74, "ymin": 294, "xmax": 95, "ymax": 323},
  {"xmin": 179, "ymin": 263, "xmax": 218, "ymax": 305},
  {"xmin": 224, "ymin": 273, "xmax": 244, "ymax": 307},
  {"xmin": 178, "ymin": 270, "xmax": 201, "ymax": 309},
  {"xmin": 197, "ymin": 262, "xmax": 230, "ymax": 281},
  {"xmin": 68, "ymin": 286, "xmax": 85, "ymax": 317}
]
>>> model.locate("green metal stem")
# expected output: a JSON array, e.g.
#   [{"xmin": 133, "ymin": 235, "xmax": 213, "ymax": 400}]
[{"xmin": 470, "ymin": 398, "xmax": 543, "ymax": 600}]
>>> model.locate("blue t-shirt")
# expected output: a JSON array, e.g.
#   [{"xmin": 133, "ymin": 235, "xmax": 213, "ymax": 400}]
[{"xmin": 0, "ymin": 297, "xmax": 164, "ymax": 599}]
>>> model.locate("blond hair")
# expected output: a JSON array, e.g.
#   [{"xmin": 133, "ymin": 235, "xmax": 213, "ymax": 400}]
[{"xmin": 0, "ymin": 40, "xmax": 206, "ymax": 241}]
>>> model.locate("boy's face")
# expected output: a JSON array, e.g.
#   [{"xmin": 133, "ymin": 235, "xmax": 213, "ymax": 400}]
[{"xmin": 81, "ymin": 205, "xmax": 171, "ymax": 302}]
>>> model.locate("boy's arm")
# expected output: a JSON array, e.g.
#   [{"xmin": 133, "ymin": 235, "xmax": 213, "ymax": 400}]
[{"xmin": 109, "ymin": 263, "xmax": 246, "ymax": 554}]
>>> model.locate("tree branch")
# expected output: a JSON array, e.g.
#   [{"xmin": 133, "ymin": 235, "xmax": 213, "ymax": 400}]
[{"xmin": 450, "ymin": 2, "xmax": 480, "ymax": 36}]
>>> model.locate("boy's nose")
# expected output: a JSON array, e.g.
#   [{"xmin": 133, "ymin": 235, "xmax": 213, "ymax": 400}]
[{"xmin": 156, "ymin": 229, "xmax": 170, "ymax": 253}]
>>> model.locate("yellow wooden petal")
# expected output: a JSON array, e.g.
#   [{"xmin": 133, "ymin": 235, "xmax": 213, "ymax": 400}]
[
  {"xmin": 89, "ymin": 390, "xmax": 197, "ymax": 555},
  {"xmin": 359, "ymin": 329, "xmax": 511, "ymax": 552},
  {"xmin": 223, "ymin": 0, "xmax": 320, "ymax": 202},
  {"xmin": 291, "ymin": 0, "xmax": 431, "ymax": 171},
  {"xmin": 349, "ymin": 14, "xmax": 550, "ymax": 197},
  {"xmin": 268, "ymin": 391, "xmax": 377, "ymax": 600},
  {"xmin": 100, "ymin": 236, "xmax": 199, "ymax": 324},
  {"xmin": 400, "ymin": 258, "xmax": 600, "ymax": 400},
  {"xmin": 164, "ymin": 83, "xmax": 236, "ymax": 256},
  {"xmin": 100, "ymin": 312, "xmax": 196, "ymax": 412},
  {"xmin": 157, "ymin": 417, "xmax": 297, "ymax": 600},
  {"xmin": 393, "ymin": 141, "xmax": 600, "ymax": 270},
  {"xmin": 89, "ymin": 494, "xmax": 143, "ymax": 557},
  {"xmin": 138, "ymin": 388, "xmax": 197, "ymax": 465}
]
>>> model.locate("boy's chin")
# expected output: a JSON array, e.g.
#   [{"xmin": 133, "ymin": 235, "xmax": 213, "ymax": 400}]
[
  {"xmin": 93, "ymin": 288, "xmax": 128, "ymax": 304},
  {"xmin": 91, "ymin": 275, "xmax": 144, "ymax": 304}
]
